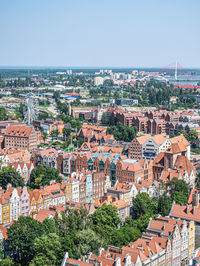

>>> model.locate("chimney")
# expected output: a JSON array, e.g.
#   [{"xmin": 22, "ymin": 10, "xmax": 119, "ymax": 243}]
[
  {"xmin": 186, "ymin": 204, "xmax": 189, "ymax": 214},
  {"xmin": 192, "ymin": 191, "xmax": 199, "ymax": 208}
]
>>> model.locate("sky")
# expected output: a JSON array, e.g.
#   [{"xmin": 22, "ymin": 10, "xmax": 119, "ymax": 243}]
[{"xmin": 0, "ymin": 0, "xmax": 200, "ymax": 68}]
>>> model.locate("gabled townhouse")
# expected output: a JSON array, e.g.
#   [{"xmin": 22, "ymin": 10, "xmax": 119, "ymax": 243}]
[
  {"xmin": 79, "ymin": 175, "xmax": 86, "ymax": 204},
  {"xmin": 146, "ymin": 216, "xmax": 195, "ymax": 263},
  {"xmin": 128, "ymin": 237, "xmax": 166, "ymax": 265},
  {"xmin": 75, "ymin": 153, "xmax": 90, "ymax": 172},
  {"xmin": 0, "ymin": 197, "xmax": 10, "ymax": 226},
  {"xmin": 135, "ymin": 180, "xmax": 157, "ymax": 198},
  {"xmin": 2, "ymin": 150, "xmax": 31, "ymax": 166},
  {"xmin": 69, "ymin": 175, "xmax": 80, "ymax": 203},
  {"xmin": 44, "ymin": 182, "xmax": 65, "ymax": 207},
  {"xmin": 92, "ymin": 171, "xmax": 105, "ymax": 202},
  {"xmin": 32, "ymin": 148, "xmax": 58, "ymax": 168},
  {"xmin": 29, "ymin": 189, "xmax": 44, "ymax": 213},
  {"xmin": 19, "ymin": 186, "xmax": 30, "ymax": 216},
  {"xmin": 12, "ymin": 161, "xmax": 34, "ymax": 185},
  {"xmin": 4, "ymin": 186, "xmax": 20, "ymax": 222},
  {"xmin": 129, "ymin": 134, "xmax": 171, "ymax": 160},
  {"xmin": 61, "ymin": 181, "xmax": 73, "ymax": 202},
  {"xmin": 116, "ymin": 158, "xmax": 153, "ymax": 184},
  {"xmin": 57, "ymin": 152, "xmax": 77, "ymax": 177},
  {"xmin": 170, "ymin": 191, "xmax": 199, "ymax": 249},
  {"xmin": 162, "ymin": 155, "xmax": 196, "ymax": 186},
  {"xmin": 40, "ymin": 189, "xmax": 51, "ymax": 210},
  {"xmin": 77, "ymin": 124, "xmax": 107, "ymax": 143},
  {"xmin": 62, "ymin": 245, "xmax": 144, "ymax": 266},
  {"xmin": 85, "ymin": 172, "xmax": 93, "ymax": 204},
  {"xmin": 128, "ymin": 134, "xmax": 150, "ymax": 160},
  {"xmin": 107, "ymin": 181, "xmax": 137, "ymax": 206},
  {"xmin": 142, "ymin": 134, "xmax": 168, "ymax": 159}
]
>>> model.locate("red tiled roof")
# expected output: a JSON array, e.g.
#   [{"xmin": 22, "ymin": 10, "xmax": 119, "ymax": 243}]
[
  {"xmin": 5, "ymin": 125, "xmax": 33, "ymax": 137},
  {"xmin": 66, "ymin": 258, "xmax": 93, "ymax": 266},
  {"xmin": 35, "ymin": 209, "xmax": 56, "ymax": 222},
  {"xmin": 170, "ymin": 202, "xmax": 200, "ymax": 222},
  {"xmin": 165, "ymin": 143, "xmax": 187, "ymax": 154}
]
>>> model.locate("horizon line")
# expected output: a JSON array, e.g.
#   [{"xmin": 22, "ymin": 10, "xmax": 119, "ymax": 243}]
[{"xmin": 0, "ymin": 65, "xmax": 200, "ymax": 70}]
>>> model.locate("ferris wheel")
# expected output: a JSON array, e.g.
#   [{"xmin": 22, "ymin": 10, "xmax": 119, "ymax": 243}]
[{"xmin": 23, "ymin": 93, "xmax": 39, "ymax": 124}]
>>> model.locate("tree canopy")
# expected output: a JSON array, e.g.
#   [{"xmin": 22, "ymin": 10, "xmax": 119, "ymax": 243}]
[
  {"xmin": 7, "ymin": 217, "xmax": 44, "ymax": 265},
  {"xmin": 0, "ymin": 166, "xmax": 24, "ymax": 189},
  {"xmin": 91, "ymin": 204, "xmax": 121, "ymax": 245},
  {"xmin": 166, "ymin": 178, "xmax": 189, "ymax": 204},
  {"xmin": 107, "ymin": 123, "xmax": 137, "ymax": 142},
  {"xmin": 0, "ymin": 107, "xmax": 8, "ymax": 121},
  {"xmin": 30, "ymin": 165, "xmax": 62, "ymax": 189},
  {"xmin": 30, "ymin": 233, "xmax": 62, "ymax": 266},
  {"xmin": 132, "ymin": 192, "xmax": 158, "ymax": 219}
]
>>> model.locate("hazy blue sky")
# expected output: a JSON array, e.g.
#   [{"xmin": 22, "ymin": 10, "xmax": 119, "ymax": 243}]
[{"xmin": 0, "ymin": 0, "xmax": 199, "ymax": 68}]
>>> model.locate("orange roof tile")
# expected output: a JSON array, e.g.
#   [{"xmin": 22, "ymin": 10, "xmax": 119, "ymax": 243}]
[
  {"xmin": 5, "ymin": 125, "xmax": 33, "ymax": 137},
  {"xmin": 170, "ymin": 134, "xmax": 189, "ymax": 146},
  {"xmin": 170, "ymin": 202, "xmax": 200, "ymax": 222}
]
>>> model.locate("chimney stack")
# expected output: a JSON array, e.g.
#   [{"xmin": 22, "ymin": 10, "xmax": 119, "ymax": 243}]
[{"xmin": 192, "ymin": 191, "xmax": 199, "ymax": 208}]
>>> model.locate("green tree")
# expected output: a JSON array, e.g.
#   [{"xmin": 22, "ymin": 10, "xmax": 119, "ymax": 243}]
[
  {"xmin": 188, "ymin": 130, "xmax": 198, "ymax": 147},
  {"xmin": 30, "ymin": 165, "xmax": 62, "ymax": 189},
  {"xmin": 55, "ymin": 207, "xmax": 90, "ymax": 237},
  {"xmin": 111, "ymin": 226, "xmax": 141, "ymax": 247},
  {"xmin": 133, "ymin": 213, "xmax": 158, "ymax": 233},
  {"xmin": 7, "ymin": 217, "xmax": 44, "ymax": 265},
  {"xmin": 30, "ymin": 233, "xmax": 63, "ymax": 266},
  {"xmin": 166, "ymin": 178, "xmax": 189, "ymax": 204},
  {"xmin": 157, "ymin": 196, "xmax": 172, "ymax": 216},
  {"xmin": 73, "ymin": 229, "xmax": 102, "ymax": 259},
  {"xmin": 91, "ymin": 204, "xmax": 121, "ymax": 245},
  {"xmin": 0, "ymin": 107, "xmax": 8, "ymax": 121},
  {"xmin": 42, "ymin": 218, "xmax": 57, "ymax": 234},
  {"xmin": 42, "ymin": 132, "xmax": 48, "ymax": 143},
  {"xmin": 132, "ymin": 192, "xmax": 158, "ymax": 219},
  {"xmin": 0, "ymin": 166, "xmax": 24, "ymax": 189},
  {"xmin": 63, "ymin": 127, "xmax": 71, "ymax": 141},
  {"xmin": 173, "ymin": 191, "xmax": 188, "ymax": 204},
  {"xmin": 1, "ymin": 258, "xmax": 14, "ymax": 266}
]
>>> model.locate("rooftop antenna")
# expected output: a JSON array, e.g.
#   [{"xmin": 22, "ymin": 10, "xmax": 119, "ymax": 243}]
[{"xmin": 175, "ymin": 61, "xmax": 178, "ymax": 81}]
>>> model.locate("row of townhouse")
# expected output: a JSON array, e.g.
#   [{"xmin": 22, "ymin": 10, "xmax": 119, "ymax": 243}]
[
  {"xmin": 0, "ymin": 185, "xmax": 30, "ymax": 226},
  {"xmin": 31, "ymin": 142, "xmax": 196, "ymax": 199},
  {"xmin": 128, "ymin": 134, "xmax": 190, "ymax": 160},
  {"xmin": 0, "ymin": 149, "xmax": 34, "ymax": 184},
  {"xmin": 32, "ymin": 148, "xmax": 124, "ymax": 183},
  {"xmin": 62, "ymin": 216, "xmax": 195, "ymax": 266},
  {"xmin": 27, "ymin": 170, "xmax": 111, "ymax": 214},
  {"xmin": 107, "ymin": 108, "xmax": 199, "ymax": 136},
  {"xmin": 170, "ymin": 189, "xmax": 200, "ymax": 249}
]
